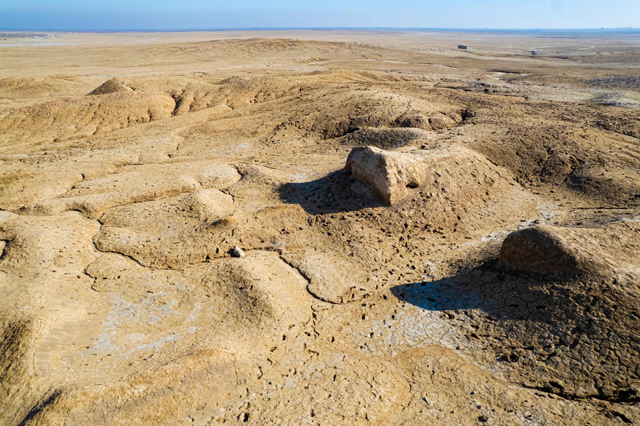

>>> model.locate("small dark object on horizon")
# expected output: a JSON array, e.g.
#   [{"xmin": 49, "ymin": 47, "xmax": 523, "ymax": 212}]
[{"xmin": 458, "ymin": 45, "xmax": 468, "ymax": 49}]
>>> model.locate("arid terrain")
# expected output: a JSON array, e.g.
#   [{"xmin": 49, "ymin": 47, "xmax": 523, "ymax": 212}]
[{"xmin": 1, "ymin": 29, "xmax": 640, "ymax": 425}]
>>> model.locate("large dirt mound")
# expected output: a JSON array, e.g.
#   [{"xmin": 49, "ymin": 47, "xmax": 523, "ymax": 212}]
[
  {"xmin": 273, "ymin": 90, "xmax": 462, "ymax": 140},
  {"xmin": 87, "ymin": 78, "xmax": 134, "ymax": 96},
  {"xmin": 0, "ymin": 92, "xmax": 176, "ymax": 145},
  {"xmin": 0, "ymin": 75, "xmax": 87, "ymax": 102},
  {"xmin": 396, "ymin": 219, "xmax": 640, "ymax": 403},
  {"xmin": 345, "ymin": 144, "xmax": 515, "ymax": 205},
  {"xmin": 495, "ymin": 221, "xmax": 640, "ymax": 401},
  {"xmin": 500, "ymin": 221, "xmax": 640, "ymax": 278}
]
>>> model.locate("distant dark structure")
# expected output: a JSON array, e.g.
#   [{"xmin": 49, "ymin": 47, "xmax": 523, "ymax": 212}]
[{"xmin": 458, "ymin": 45, "xmax": 468, "ymax": 50}]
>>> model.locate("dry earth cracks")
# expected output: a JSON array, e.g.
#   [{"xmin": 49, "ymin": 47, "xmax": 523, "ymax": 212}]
[{"xmin": 0, "ymin": 37, "xmax": 639, "ymax": 425}]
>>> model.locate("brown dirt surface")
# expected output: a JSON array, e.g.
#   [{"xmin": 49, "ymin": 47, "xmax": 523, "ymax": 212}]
[{"xmin": 1, "ymin": 30, "xmax": 640, "ymax": 425}]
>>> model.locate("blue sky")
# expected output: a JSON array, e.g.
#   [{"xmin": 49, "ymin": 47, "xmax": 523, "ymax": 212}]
[{"xmin": 1, "ymin": 0, "xmax": 638, "ymax": 31}]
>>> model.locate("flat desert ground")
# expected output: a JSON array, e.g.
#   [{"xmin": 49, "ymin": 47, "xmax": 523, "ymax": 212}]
[{"xmin": 1, "ymin": 30, "xmax": 640, "ymax": 425}]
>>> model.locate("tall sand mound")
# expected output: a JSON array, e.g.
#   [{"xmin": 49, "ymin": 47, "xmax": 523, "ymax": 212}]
[
  {"xmin": 500, "ymin": 221, "xmax": 640, "ymax": 278},
  {"xmin": 87, "ymin": 78, "xmax": 134, "ymax": 96}
]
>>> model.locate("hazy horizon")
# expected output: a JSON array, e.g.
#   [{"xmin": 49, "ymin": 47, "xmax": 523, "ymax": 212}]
[
  {"xmin": 1, "ymin": 0, "xmax": 639, "ymax": 32},
  {"xmin": 2, "ymin": 27, "xmax": 640, "ymax": 33}
]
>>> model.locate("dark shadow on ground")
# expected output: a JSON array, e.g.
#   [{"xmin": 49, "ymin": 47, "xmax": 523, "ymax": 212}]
[
  {"xmin": 391, "ymin": 258, "xmax": 640, "ymax": 402},
  {"xmin": 391, "ymin": 257, "xmax": 633, "ymax": 326},
  {"xmin": 391, "ymin": 260, "xmax": 565, "ymax": 323},
  {"xmin": 278, "ymin": 169, "xmax": 385, "ymax": 215},
  {"xmin": 18, "ymin": 389, "xmax": 63, "ymax": 426},
  {"xmin": 391, "ymin": 277, "xmax": 494, "ymax": 313}
]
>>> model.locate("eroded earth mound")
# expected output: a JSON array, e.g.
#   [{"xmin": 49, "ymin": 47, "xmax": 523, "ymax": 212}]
[{"xmin": 1, "ymin": 33, "xmax": 640, "ymax": 425}]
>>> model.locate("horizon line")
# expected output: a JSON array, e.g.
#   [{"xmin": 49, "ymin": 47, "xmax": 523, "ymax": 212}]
[{"xmin": 2, "ymin": 26, "xmax": 640, "ymax": 33}]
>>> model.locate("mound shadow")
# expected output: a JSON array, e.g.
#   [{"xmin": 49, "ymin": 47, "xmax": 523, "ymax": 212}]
[
  {"xmin": 391, "ymin": 277, "xmax": 492, "ymax": 313},
  {"xmin": 391, "ymin": 260, "xmax": 575, "ymax": 324},
  {"xmin": 278, "ymin": 169, "xmax": 385, "ymax": 215},
  {"xmin": 392, "ymin": 258, "xmax": 640, "ymax": 402}
]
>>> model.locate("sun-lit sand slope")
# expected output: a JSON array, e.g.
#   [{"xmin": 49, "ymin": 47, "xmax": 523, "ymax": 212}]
[{"xmin": 1, "ymin": 31, "xmax": 640, "ymax": 425}]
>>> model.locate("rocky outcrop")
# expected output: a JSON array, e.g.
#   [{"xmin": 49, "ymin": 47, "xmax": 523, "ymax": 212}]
[
  {"xmin": 499, "ymin": 221, "xmax": 640, "ymax": 279},
  {"xmin": 345, "ymin": 146, "xmax": 428, "ymax": 205},
  {"xmin": 499, "ymin": 226, "xmax": 580, "ymax": 277},
  {"xmin": 345, "ymin": 144, "xmax": 521, "ymax": 207}
]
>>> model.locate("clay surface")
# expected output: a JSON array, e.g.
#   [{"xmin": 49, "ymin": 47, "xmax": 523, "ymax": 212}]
[{"xmin": 1, "ymin": 30, "xmax": 640, "ymax": 425}]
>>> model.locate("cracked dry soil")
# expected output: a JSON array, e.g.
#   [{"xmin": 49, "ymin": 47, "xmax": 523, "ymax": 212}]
[{"xmin": 1, "ymin": 31, "xmax": 640, "ymax": 425}]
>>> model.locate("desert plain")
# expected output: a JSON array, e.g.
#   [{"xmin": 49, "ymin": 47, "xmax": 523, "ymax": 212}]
[{"xmin": 1, "ymin": 29, "xmax": 640, "ymax": 425}]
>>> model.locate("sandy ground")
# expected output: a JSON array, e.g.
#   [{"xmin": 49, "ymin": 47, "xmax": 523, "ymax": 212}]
[{"xmin": 1, "ymin": 30, "xmax": 640, "ymax": 425}]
